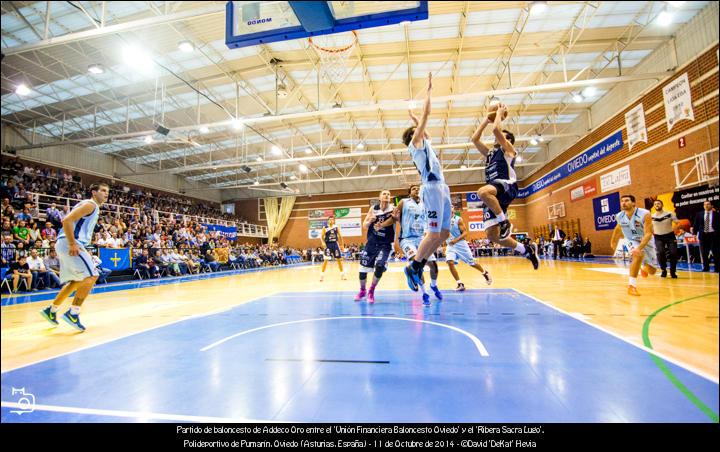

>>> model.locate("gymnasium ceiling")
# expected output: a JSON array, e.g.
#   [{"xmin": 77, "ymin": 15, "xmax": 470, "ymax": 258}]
[{"xmin": 0, "ymin": 1, "xmax": 711, "ymax": 197}]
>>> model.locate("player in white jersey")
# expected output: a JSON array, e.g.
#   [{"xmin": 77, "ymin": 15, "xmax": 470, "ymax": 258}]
[
  {"xmin": 401, "ymin": 73, "xmax": 453, "ymax": 292},
  {"xmin": 471, "ymin": 103, "xmax": 538, "ymax": 270},
  {"xmin": 445, "ymin": 206, "xmax": 492, "ymax": 291},
  {"xmin": 609, "ymin": 194, "xmax": 659, "ymax": 296},
  {"xmin": 40, "ymin": 183, "xmax": 109, "ymax": 331},
  {"xmin": 319, "ymin": 216, "xmax": 346, "ymax": 281}
]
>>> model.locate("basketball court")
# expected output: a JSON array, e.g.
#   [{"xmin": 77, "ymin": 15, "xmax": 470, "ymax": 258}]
[{"xmin": 1, "ymin": 1, "xmax": 718, "ymax": 426}]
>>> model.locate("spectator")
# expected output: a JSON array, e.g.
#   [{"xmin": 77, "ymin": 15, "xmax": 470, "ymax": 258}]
[
  {"xmin": 10, "ymin": 255, "xmax": 34, "ymax": 292},
  {"xmin": 27, "ymin": 220, "xmax": 42, "ymax": 243},
  {"xmin": 42, "ymin": 222, "xmax": 57, "ymax": 241},
  {"xmin": 91, "ymin": 251, "xmax": 112, "ymax": 284},
  {"xmin": 43, "ymin": 248, "xmax": 63, "ymax": 288},
  {"xmin": 691, "ymin": 201, "xmax": 719, "ymax": 273},
  {"xmin": 13, "ymin": 220, "xmax": 31, "ymax": 246},
  {"xmin": 15, "ymin": 207, "xmax": 32, "ymax": 222},
  {"xmin": 26, "ymin": 248, "xmax": 53, "ymax": 290},
  {"xmin": 205, "ymin": 249, "xmax": 220, "ymax": 272},
  {"xmin": 2, "ymin": 235, "xmax": 16, "ymax": 267}
]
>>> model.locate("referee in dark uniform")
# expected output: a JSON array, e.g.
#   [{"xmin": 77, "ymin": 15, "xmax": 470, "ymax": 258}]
[{"xmin": 651, "ymin": 200, "xmax": 678, "ymax": 278}]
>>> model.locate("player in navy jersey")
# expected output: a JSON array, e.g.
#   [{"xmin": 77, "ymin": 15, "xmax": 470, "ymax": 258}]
[
  {"xmin": 319, "ymin": 216, "xmax": 346, "ymax": 281},
  {"xmin": 355, "ymin": 190, "xmax": 395, "ymax": 304},
  {"xmin": 40, "ymin": 183, "xmax": 109, "ymax": 331},
  {"xmin": 471, "ymin": 103, "xmax": 538, "ymax": 270}
]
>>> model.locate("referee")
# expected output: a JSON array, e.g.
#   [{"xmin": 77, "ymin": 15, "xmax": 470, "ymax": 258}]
[{"xmin": 651, "ymin": 200, "xmax": 678, "ymax": 278}]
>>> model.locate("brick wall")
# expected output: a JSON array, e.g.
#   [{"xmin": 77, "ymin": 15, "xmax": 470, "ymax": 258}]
[{"xmin": 521, "ymin": 44, "xmax": 719, "ymax": 255}]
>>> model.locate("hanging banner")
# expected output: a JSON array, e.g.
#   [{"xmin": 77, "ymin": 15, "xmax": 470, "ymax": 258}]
[
  {"xmin": 517, "ymin": 130, "xmax": 624, "ymax": 198},
  {"xmin": 466, "ymin": 192, "xmax": 483, "ymax": 211},
  {"xmin": 663, "ymin": 72, "xmax": 694, "ymax": 131},
  {"xmin": 600, "ymin": 165, "xmax": 632, "ymax": 193},
  {"xmin": 625, "ymin": 103, "xmax": 647, "ymax": 150},
  {"xmin": 593, "ymin": 192, "xmax": 621, "ymax": 231},
  {"xmin": 570, "ymin": 179, "xmax": 598, "ymax": 201}
]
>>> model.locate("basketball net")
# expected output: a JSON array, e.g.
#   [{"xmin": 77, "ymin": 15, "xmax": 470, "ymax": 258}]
[{"xmin": 309, "ymin": 31, "xmax": 358, "ymax": 84}]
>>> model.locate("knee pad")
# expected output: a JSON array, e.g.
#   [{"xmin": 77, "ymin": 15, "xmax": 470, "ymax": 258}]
[
  {"xmin": 359, "ymin": 272, "xmax": 368, "ymax": 281},
  {"xmin": 374, "ymin": 266, "xmax": 385, "ymax": 279}
]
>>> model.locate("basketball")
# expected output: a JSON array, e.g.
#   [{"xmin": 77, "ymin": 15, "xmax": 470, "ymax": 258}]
[{"xmin": 487, "ymin": 103, "xmax": 508, "ymax": 121}]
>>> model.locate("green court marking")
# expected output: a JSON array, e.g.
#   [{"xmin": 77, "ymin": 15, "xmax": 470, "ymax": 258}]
[{"xmin": 642, "ymin": 291, "xmax": 719, "ymax": 423}]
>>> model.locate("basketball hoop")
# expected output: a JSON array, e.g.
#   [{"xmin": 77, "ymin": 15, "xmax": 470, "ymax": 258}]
[{"xmin": 309, "ymin": 31, "xmax": 358, "ymax": 84}]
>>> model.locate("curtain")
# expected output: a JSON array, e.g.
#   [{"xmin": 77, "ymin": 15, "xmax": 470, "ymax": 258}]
[{"xmin": 264, "ymin": 196, "xmax": 295, "ymax": 243}]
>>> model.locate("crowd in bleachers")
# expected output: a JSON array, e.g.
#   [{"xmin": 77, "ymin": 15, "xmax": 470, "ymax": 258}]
[{"xmin": 0, "ymin": 158, "xmax": 306, "ymax": 293}]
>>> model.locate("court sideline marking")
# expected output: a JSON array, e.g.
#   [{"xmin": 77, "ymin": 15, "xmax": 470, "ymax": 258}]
[
  {"xmin": 513, "ymin": 288, "xmax": 719, "ymax": 384},
  {"xmin": 0, "ymin": 401, "xmax": 278, "ymax": 423},
  {"xmin": 642, "ymin": 292, "xmax": 720, "ymax": 422}
]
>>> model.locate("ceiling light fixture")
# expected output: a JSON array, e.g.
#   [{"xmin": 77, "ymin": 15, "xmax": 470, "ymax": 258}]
[
  {"xmin": 530, "ymin": 1, "xmax": 548, "ymax": 14},
  {"xmin": 199, "ymin": 125, "xmax": 209, "ymax": 134},
  {"xmin": 178, "ymin": 40, "xmax": 195, "ymax": 52},
  {"xmin": 87, "ymin": 64, "xmax": 105, "ymax": 74},
  {"xmin": 271, "ymin": 145, "xmax": 282, "ymax": 155},
  {"xmin": 15, "ymin": 84, "xmax": 31, "ymax": 96},
  {"xmin": 657, "ymin": 10, "xmax": 673, "ymax": 26}
]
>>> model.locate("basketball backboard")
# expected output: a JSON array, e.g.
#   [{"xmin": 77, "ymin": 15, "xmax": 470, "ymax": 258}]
[{"xmin": 226, "ymin": 1, "xmax": 429, "ymax": 49}]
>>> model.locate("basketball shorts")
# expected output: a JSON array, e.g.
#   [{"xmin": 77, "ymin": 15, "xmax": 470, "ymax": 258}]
[
  {"xmin": 360, "ymin": 240, "xmax": 392, "ymax": 273},
  {"xmin": 420, "ymin": 182, "xmax": 452, "ymax": 233},
  {"xmin": 446, "ymin": 241, "xmax": 475, "ymax": 265},
  {"xmin": 625, "ymin": 239, "xmax": 659, "ymax": 269},
  {"xmin": 55, "ymin": 238, "xmax": 99, "ymax": 285},
  {"xmin": 399, "ymin": 237, "xmax": 436, "ymax": 262},
  {"xmin": 482, "ymin": 180, "xmax": 518, "ymax": 229},
  {"xmin": 324, "ymin": 242, "xmax": 342, "ymax": 259}
]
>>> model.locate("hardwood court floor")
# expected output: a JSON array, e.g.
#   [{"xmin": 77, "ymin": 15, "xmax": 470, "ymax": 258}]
[{"xmin": 2, "ymin": 257, "xmax": 717, "ymax": 380}]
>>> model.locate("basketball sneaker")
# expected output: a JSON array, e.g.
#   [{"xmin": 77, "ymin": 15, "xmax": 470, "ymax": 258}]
[
  {"xmin": 627, "ymin": 285, "xmax": 641, "ymax": 296},
  {"xmin": 524, "ymin": 246, "xmax": 539, "ymax": 270},
  {"xmin": 430, "ymin": 285, "xmax": 443, "ymax": 300},
  {"xmin": 62, "ymin": 310, "xmax": 86, "ymax": 332},
  {"xmin": 499, "ymin": 220, "xmax": 513, "ymax": 239},
  {"xmin": 340, "ymin": 272, "xmax": 347, "ymax": 280},
  {"xmin": 482, "ymin": 271, "xmax": 493, "ymax": 285},
  {"xmin": 660, "ymin": 270, "xmax": 667, "ymax": 278},
  {"xmin": 422, "ymin": 293, "xmax": 431, "ymax": 305},
  {"xmin": 404, "ymin": 265, "xmax": 419, "ymax": 291},
  {"xmin": 40, "ymin": 306, "xmax": 58, "ymax": 326},
  {"xmin": 456, "ymin": 282, "xmax": 466, "ymax": 292},
  {"xmin": 354, "ymin": 289, "xmax": 366, "ymax": 301},
  {"xmin": 319, "ymin": 273, "xmax": 325, "ymax": 282},
  {"xmin": 367, "ymin": 288, "xmax": 376, "ymax": 304}
]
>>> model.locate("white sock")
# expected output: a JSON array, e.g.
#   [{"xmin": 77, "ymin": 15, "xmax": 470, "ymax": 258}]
[
  {"xmin": 50, "ymin": 305, "xmax": 60, "ymax": 313},
  {"xmin": 419, "ymin": 283, "xmax": 427, "ymax": 295},
  {"xmin": 70, "ymin": 305, "xmax": 81, "ymax": 314},
  {"xmin": 629, "ymin": 277, "xmax": 637, "ymax": 287},
  {"xmin": 515, "ymin": 243, "xmax": 526, "ymax": 254},
  {"xmin": 496, "ymin": 213, "xmax": 507, "ymax": 222},
  {"xmin": 430, "ymin": 279, "xmax": 437, "ymax": 288},
  {"xmin": 456, "ymin": 280, "xmax": 462, "ymax": 285}
]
